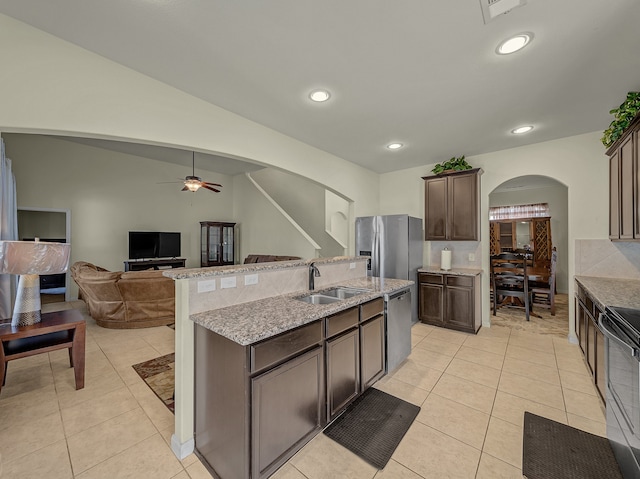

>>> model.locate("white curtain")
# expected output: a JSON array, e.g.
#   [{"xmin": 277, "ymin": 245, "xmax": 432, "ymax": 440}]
[{"xmin": 0, "ymin": 137, "xmax": 18, "ymax": 318}]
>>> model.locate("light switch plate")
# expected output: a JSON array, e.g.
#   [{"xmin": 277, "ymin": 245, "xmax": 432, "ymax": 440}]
[
  {"xmin": 468, "ymin": 253, "xmax": 476, "ymax": 262},
  {"xmin": 197, "ymin": 279, "xmax": 216, "ymax": 293},
  {"xmin": 245, "ymin": 274, "xmax": 258, "ymax": 285},
  {"xmin": 349, "ymin": 262, "xmax": 356, "ymax": 269},
  {"xmin": 220, "ymin": 276, "xmax": 237, "ymax": 289}
]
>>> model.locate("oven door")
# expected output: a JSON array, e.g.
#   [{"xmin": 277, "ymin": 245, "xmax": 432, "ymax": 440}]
[{"xmin": 600, "ymin": 313, "xmax": 640, "ymax": 477}]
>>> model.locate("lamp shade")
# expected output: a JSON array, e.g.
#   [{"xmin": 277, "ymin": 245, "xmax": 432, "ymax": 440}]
[{"xmin": 0, "ymin": 240, "xmax": 71, "ymax": 275}]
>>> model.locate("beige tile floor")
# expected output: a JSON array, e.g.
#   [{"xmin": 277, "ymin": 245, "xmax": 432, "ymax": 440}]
[{"xmin": 0, "ymin": 302, "xmax": 605, "ymax": 479}]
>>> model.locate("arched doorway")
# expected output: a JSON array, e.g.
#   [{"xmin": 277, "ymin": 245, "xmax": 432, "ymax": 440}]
[{"xmin": 488, "ymin": 175, "xmax": 569, "ymax": 334}]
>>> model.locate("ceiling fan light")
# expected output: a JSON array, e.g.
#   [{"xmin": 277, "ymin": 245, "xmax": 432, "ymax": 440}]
[{"xmin": 185, "ymin": 180, "xmax": 201, "ymax": 192}]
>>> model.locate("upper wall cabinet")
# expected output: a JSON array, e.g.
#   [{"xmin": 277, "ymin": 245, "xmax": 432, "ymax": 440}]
[
  {"xmin": 607, "ymin": 115, "xmax": 640, "ymax": 241},
  {"xmin": 422, "ymin": 168, "xmax": 482, "ymax": 241}
]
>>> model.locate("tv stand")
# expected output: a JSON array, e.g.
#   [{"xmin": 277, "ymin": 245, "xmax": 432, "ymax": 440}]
[{"xmin": 124, "ymin": 258, "xmax": 186, "ymax": 272}]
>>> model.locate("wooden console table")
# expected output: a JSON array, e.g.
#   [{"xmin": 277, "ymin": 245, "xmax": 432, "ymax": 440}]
[
  {"xmin": 0, "ymin": 309, "xmax": 86, "ymax": 394},
  {"xmin": 123, "ymin": 258, "xmax": 186, "ymax": 271}
]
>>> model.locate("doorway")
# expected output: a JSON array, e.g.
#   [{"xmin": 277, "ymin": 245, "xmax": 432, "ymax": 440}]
[
  {"xmin": 488, "ymin": 175, "xmax": 568, "ymax": 334},
  {"xmin": 17, "ymin": 207, "xmax": 71, "ymax": 303}
]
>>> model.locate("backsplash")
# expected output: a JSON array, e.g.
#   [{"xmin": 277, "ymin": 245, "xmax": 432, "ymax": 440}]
[
  {"xmin": 575, "ymin": 239, "xmax": 640, "ymax": 279},
  {"xmin": 428, "ymin": 241, "xmax": 482, "ymax": 270}
]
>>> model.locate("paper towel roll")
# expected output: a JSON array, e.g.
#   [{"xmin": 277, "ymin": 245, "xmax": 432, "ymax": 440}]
[{"xmin": 441, "ymin": 248, "xmax": 452, "ymax": 271}]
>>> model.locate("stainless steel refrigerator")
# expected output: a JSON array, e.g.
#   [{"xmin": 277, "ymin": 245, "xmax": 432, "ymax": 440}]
[{"xmin": 356, "ymin": 215, "xmax": 423, "ymax": 371}]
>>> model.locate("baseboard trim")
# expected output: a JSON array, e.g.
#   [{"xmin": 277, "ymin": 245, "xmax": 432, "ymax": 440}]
[{"xmin": 171, "ymin": 434, "xmax": 194, "ymax": 460}]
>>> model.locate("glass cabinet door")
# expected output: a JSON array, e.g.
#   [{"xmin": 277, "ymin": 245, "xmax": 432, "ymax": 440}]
[{"xmin": 200, "ymin": 221, "xmax": 235, "ymax": 266}]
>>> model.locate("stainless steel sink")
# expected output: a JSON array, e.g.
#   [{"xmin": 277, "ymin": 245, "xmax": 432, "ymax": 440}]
[
  {"xmin": 295, "ymin": 294, "xmax": 341, "ymax": 305},
  {"xmin": 321, "ymin": 287, "xmax": 372, "ymax": 299}
]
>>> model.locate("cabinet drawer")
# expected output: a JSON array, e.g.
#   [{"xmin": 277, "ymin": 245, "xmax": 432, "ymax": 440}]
[
  {"xmin": 326, "ymin": 307, "xmax": 359, "ymax": 338},
  {"xmin": 251, "ymin": 321, "xmax": 322, "ymax": 373},
  {"xmin": 446, "ymin": 275, "xmax": 473, "ymax": 288},
  {"xmin": 360, "ymin": 298, "xmax": 384, "ymax": 322},
  {"xmin": 420, "ymin": 273, "xmax": 443, "ymax": 285}
]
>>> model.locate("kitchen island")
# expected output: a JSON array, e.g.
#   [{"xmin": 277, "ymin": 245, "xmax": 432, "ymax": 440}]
[{"xmin": 162, "ymin": 256, "xmax": 412, "ymax": 478}]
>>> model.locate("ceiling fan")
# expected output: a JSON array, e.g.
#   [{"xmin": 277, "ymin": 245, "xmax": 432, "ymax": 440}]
[{"xmin": 179, "ymin": 152, "xmax": 223, "ymax": 193}]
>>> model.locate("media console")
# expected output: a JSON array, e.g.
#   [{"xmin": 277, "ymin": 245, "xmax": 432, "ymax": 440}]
[{"xmin": 123, "ymin": 258, "xmax": 186, "ymax": 272}]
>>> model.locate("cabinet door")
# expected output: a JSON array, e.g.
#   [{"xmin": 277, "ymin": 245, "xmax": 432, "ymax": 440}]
[
  {"xmin": 252, "ymin": 347, "xmax": 324, "ymax": 479},
  {"xmin": 444, "ymin": 283, "xmax": 474, "ymax": 332},
  {"xmin": 619, "ymin": 135, "xmax": 635, "ymax": 240},
  {"xmin": 448, "ymin": 172, "xmax": 479, "ymax": 241},
  {"xmin": 360, "ymin": 315, "xmax": 385, "ymax": 392},
  {"xmin": 610, "ymin": 150, "xmax": 621, "ymax": 239},
  {"xmin": 419, "ymin": 282, "xmax": 444, "ymax": 325},
  {"xmin": 326, "ymin": 328, "xmax": 360, "ymax": 420},
  {"xmin": 424, "ymin": 177, "xmax": 447, "ymax": 240}
]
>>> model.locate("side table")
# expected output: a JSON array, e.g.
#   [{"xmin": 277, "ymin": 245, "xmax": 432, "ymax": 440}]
[{"xmin": 0, "ymin": 308, "xmax": 86, "ymax": 394}]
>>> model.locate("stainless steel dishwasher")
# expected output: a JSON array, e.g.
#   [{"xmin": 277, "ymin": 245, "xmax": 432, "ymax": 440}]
[{"xmin": 385, "ymin": 287, "xmax": 412, "ymax": 373}]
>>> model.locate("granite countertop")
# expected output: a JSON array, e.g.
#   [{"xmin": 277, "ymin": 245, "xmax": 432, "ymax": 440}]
[
  {"xmin": 418, "ymin": 267, "xmax": 483, "ymax": 276},
  {"xmin": 190, "ymin": 277, "xmax": 413, "ymax": 346},
  {"xmin": 164, "ymin": 256, "xmax": 366, "ymax": 280},
  {"xmin": 575, "ymin": 275, "xmax": 640, "ymax": 311}
]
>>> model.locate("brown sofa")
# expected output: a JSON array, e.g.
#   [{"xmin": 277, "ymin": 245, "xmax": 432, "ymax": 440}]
[
  {"xmin": 71, "ymin": 261, "xmax": 175, "ymax": 329},
  {"xmin": 243, "ymin": 254, "xmax": 302, "ymax": 264}
]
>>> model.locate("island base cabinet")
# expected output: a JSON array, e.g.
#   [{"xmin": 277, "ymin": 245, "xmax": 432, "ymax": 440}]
[
  {"xmin": 251, "ymin": 347, "xmax": 324, "ymax": 479},
  {"xmin": 326, "ymin": 328, "xmax": 360, "ymax": 421},
  {"xmin": 360, "ymin": 314, "xmax": 385, "ymax": 392}
]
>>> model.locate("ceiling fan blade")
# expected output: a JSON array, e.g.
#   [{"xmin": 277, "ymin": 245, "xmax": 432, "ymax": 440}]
[
  {"xmin": 202, "ymin": 184, "xmax": 221, "ymax": 193},
  {"xmin": 181, "ymin": 185, "xmax": 189, "ymax": 191},
  {"xmin": 203, "ymin": 182, "xmax": 223, "ymax": 187}
]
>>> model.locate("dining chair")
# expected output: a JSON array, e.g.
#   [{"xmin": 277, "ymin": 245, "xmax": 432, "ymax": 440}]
[
  {"xmin": 490, "ymin": 252, "xmax": 533, "ymax": 321},
  {"xmin": 531, "ymin": 247, "xmax": 557, "ymax": 315}
]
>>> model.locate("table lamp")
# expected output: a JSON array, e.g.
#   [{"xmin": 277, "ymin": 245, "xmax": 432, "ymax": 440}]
[{"xmin": 0, "ymin": 240, "xmax": 71, "ymax": 326}]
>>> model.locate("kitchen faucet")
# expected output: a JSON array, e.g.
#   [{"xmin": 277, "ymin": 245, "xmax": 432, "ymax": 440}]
[{"xmin": 309, "ymin": 262, "xmax": 321, "ymax": 290}]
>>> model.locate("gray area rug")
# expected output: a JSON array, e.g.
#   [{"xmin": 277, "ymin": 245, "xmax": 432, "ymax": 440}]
[
  {"xmin": 522, "ymin": 411, "xmax": 622, "ymax": 479},
  {"xmin": 323, "ymin": 387, "xmax": 419, "ymax": 469}
]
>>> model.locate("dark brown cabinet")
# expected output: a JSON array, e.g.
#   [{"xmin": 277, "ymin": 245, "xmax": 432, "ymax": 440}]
[
  {"xmin": 195, "ymin": 296, "xmax": 388, "ymax": 479},
  {"xmin": 423, "ymin": 168, "xmax": 481, "ymax": 241},
  {"xmin": 574, "ymin": 281, "xmax": 605, "ymax": 403},
  {"xmin": 195, "ymin": 321, "xmax": 324, "ymax": 479},
  {"xmin": 419, "ymin": 274, "xmax": 444, "ymax": 324},
  {"xmin": 251, "ymin": 347, "xmax": 324, "ymax": 479},
  {"xmin": 200, "ymin": 221, "xmax": 235, "ymax": 266},
  {"xmin": 418, "ymin": 272, "xmax": 480, "ymax": 333},
  {"xmin": 607, "ymin": 115, "xmax": 640, "ymax": 240},
  {"xmin": 359, "ymin": 298, "xmax": 385, "ymax": 392},
  {"xmin": 326, "ymin": 328, "xmax": 360, "ymax": 420}
]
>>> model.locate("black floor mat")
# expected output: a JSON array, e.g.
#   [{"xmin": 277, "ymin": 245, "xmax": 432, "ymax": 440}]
[
  {"xmin": 323, "ymin": 387, "xmax": 420, "ymax": 469},
  {"xmin": 523, "ymin": 412, "xmax": 623, "ymax": 479}
]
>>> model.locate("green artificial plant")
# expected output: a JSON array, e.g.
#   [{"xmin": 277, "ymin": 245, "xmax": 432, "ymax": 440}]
[
  {"xmin": 602, "ymin": 92, "xmax": 640, "ymax": 148},
  {"xmin": 431, "ymin": 155, "xmax": 472, "ymax": 175}
]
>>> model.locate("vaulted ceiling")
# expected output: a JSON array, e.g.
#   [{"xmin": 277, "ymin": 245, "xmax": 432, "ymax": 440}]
[{"xmin": 1, "ymin": 0, "xmax": 639, "ymax": 173}]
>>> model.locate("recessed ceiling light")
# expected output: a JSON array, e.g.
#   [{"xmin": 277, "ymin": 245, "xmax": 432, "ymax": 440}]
[
  {"xmin": 309, "ymin": 89, "xmax": 331, "ymax": 102},
  {"xmin": 496, "ymin": 32, "xmax": 533, "ymax": 55},
  {"xmin": 387, "ymin": 143, "xmax": 403, "ymax": 150},
  {"xmin": 512, "ymin": 125, "xmax": 534, "ymax": 134}
]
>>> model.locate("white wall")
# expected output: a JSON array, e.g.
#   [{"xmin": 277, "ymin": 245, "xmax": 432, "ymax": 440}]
[
  {"xmin": 0, "ymin": 13, "xmax": 379, "ymax": 256},
  {"xmin": 381, "ymin": 131, "xmax": 610, "ymax": 338},
  {"xmin": 233, "ymin": 174, "xmax": 319, "ymax": 260},
  {"xmin": 4, "ymin": 133, "xmax": 235, "ymax": 294}
]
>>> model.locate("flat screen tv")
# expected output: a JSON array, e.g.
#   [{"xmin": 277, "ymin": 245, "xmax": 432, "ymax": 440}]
[{"xmin": 129, "ymin": 231, "xmax": 180, "ymax": 259}]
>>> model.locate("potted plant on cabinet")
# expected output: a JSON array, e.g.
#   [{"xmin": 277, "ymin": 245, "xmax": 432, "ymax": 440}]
[
  {"xmin": 602, "ymin": 91, "xmax": 640, "ymax": 148},
  {"xmin": 431, "ymin": 155, "xmax": 472, "ymax": 175}
]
